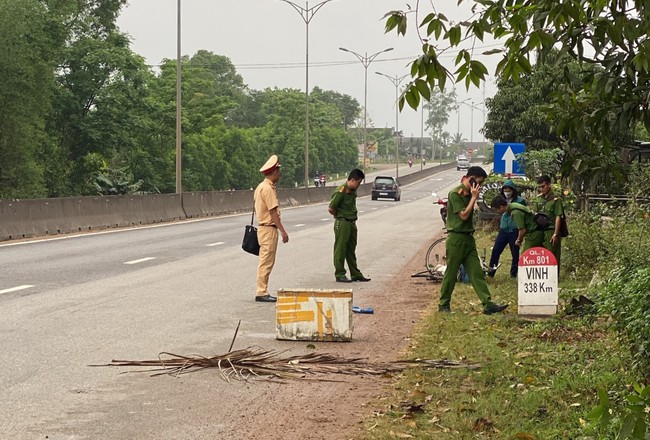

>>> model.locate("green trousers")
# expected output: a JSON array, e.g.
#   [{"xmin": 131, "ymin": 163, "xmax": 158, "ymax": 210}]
[
  {"xmin": 439, "ymin": 232, "xmax": 493, "ymax": 308},
  {"xmin": 543, "ymin": 230, "xmax": 561, "ymax": 277},
  {"xmin": 333, "ymin": 219, "xmax": 363, "ymax": 279},
  {"xmin": 522, "ymin": 230, "xmax": 545, "ymax": 252}
]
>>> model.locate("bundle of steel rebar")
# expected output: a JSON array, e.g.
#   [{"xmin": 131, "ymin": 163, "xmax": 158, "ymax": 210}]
[{"xmin": 92, "ymin": 347, "xmax": 480, "ymax": 381}]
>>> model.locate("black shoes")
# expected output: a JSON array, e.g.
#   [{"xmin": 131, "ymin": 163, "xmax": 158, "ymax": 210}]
[
  {"xmin": 255, "ymin": 295, "xmax": 277, "ymax": 302},
  {"xmin": 337, "ymin": 276, "xmax": 371, "ymax": 282},
  {"xmin": 438, "ymin": 304, "xmax": 507, "ymax": 314},
  {"xmin": 483, "ymin": 303, "xmax": 508, "ymax": 315}
]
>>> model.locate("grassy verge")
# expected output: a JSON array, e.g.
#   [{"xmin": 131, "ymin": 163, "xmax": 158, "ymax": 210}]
[{"xmin": 361, "ymin": 229, "xmax": 634, "ymax": 439}]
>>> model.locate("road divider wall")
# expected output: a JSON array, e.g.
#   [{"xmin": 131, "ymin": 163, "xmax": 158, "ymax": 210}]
[{"xmin": 0, "ymin": 163, "xmax": 456, "ymax": 242}]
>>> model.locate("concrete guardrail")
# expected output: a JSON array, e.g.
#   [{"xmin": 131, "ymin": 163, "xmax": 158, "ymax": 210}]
[{"xmin": 0, "ymin": 162, "xmax": 456, "ymax": 242}]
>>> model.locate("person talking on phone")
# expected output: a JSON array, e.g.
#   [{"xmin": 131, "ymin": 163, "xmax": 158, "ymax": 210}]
[{"xmin": 438, "ymin": 166, "xmax": 509, "ymax": 315}]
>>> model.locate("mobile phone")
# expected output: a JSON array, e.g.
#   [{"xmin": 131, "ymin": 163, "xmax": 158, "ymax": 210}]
[{"xmin": 469, "ymin": 177, "xmax": 478, "ymax": 187}]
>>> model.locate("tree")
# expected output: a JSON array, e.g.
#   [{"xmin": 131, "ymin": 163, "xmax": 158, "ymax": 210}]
[
  {"xmin": 183, "ymin": 50, "xmax": 247, "ymax": 133},
  {"xmin": 384, "ymin": 1, "xmax": 649, "ymax": 188},
  {"xmin": 47, "ymin": 0, "xmax": 154, "ymax": 196},
  {"xmin": 484, "ymin": 51, "xmax": 631, "ymax": 190},
  {"xmin": 369, "ymin": 128, "xmax": 397, "ymax": 160},
  {"xmin": 424, "ymin": 88, "xmax": 456, "ymax": 160},
  {"xmin": 257, "ymin": 88, "xmax": 357, "ymax": 185},
  {"xmin": 451, "ymin": 133, "xmax": 467, "ymax": 150},
  {"xmin": 311, "ymin": 87, "xmax": 361, "ymax": 130},
  {"xmin": 483, "ymin": 51, "xmax": 578, "ymax": 150},
  {"xmin": 0, "ymin": 0, "xmax": 56, "ymax": 198}
]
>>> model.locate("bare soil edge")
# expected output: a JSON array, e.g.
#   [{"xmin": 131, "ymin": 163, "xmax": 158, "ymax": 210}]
[{"xmin": 233, "ymin": 236, "xmax": 441, "ymax": 440}]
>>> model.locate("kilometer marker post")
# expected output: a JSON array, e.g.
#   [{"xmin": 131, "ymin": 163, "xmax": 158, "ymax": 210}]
[{"xmin": 517, "ymin": 247, "xmax": 558, "ymax": 316}]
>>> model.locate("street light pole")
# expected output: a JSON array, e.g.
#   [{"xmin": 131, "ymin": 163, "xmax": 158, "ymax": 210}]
[
  {"xmin": 340, "ymin": 47, "xmax": 393, "ymax": 173},
  {"xmin": 376, "ymin": 71, "xmax": 408, "ymax": 178},
  {"xmin": 420, "ymin": 101, "xmax": 424, "ymax": 170},
  {"xmin": 456, "ymin": 97, "xmax": 470, "ymax": 147},
  {"xmin": 175, "ymin": 0, "xmax": 182, "ymax": 194},
  {"xmin": 280, "ymin": 0, "xmax": 333, "ymax": 188},
  {"xmin": 470, "ymin": 100, "xmax": 474, "ymax": 143},
  {"xmin": 458, "ymin": 99, "xmax": 483, "ymax": 149}
]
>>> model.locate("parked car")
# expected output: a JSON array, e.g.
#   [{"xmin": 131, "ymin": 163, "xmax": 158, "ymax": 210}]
[
  {"xmin": 371, "ymin": 176, "xmax": 401, "ymax": 201},
  {"xmin": 457, "ymin": 156, "xmax": 471, "ymax": 171}
]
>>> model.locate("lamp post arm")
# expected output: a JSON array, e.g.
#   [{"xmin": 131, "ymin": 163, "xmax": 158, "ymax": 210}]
[
  {"xmin": 280, "ymin": 0, "xmax": 333, "ymax": 22},
  {"xmin": 339, "ymin": 47, "xmax": 364, "ymax": 64},
  {"xmin": 367, "ymin": 47, "xmax": 394, "ymax": 66},
  {"xmin": 306, "ymin": 0, "xmax": 333, "ymax": 21}
]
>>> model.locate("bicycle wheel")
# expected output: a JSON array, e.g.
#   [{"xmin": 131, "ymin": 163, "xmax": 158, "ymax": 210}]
[{"xmin": 425, "ymin": 238, "xmax": 447, "ymax": 281}]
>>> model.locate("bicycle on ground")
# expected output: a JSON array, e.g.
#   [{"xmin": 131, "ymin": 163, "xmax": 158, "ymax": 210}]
[{"xmin": 412, "ymin": 193, "xmax": 497, "ymax": 282}]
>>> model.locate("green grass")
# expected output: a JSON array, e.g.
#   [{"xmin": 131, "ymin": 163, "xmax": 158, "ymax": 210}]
[{"xmin": 360, "ymin": 229, "xmax": 633, "ymax": 439}]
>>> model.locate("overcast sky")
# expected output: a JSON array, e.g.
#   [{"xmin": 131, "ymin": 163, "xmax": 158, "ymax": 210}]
[{"xmin": 116, "ymin": 0, "xmax": 500, "ymax": 142}]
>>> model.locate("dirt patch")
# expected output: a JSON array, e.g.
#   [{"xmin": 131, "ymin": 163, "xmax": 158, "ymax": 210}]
[
  {"xmin": 537, "ymin": 326, "xmax": 608, "ymax": 344},
  {"xmin": 235, "ymin": 238, "xmax": 441, "ymax": 440}
]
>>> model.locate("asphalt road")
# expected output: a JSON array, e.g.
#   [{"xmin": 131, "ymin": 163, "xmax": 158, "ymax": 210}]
[{"xmin": 0, "ymin": 166, "xmax": 466, "ymax": 439}]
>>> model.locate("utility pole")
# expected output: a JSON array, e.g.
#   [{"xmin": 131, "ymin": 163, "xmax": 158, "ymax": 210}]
[
  {"xmin": 175, "ymin": 0, "xmax": 182, "ymax": 194},
  {"xmin": 280, "ymin": 0, "xmax": 334, "ymax": 187},
  {"xmin": 376, "ymin": 72, "xmax": 408, "ymax": 178},
  {"xmin": 340, "ymin": 47, "xmax": 393, "ymax": 173}
]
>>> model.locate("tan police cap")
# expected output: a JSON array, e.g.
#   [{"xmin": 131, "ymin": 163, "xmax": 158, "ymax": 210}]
[{"xmin": 260, "ymin": 154, "xmax": 281, "ymax": 174}]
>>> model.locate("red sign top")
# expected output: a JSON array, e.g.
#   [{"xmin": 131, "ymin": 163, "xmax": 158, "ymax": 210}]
[{"xmin": 518, "ymin": 247, "xmax": 557, "ymax": 266}]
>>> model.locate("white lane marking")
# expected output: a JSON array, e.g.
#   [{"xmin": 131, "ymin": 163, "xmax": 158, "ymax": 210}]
[
  {"xmin": 358, "ymin": 210, "xmax": 365, "ymax": 213},
  {"xmin": 0, "ymin": 285, "xmax": 35, "ymax": 294},
  {"xmin": 124, "ymin": 257, "xmax": 156, "ymax": 265},
  {"xmin": 294, "ymin": 224, "xmax": 306, "ymax": 227},
  {"xmin": 372, "ymin": 207, "xmax": 378, "ymax": 210},
  {"xmin": 320, "ymin": 218, "xmax": 330, "ymax": 221},
  {"xmin": 206, "ymin": 242, "xmax": 225, "ymax": 247}
]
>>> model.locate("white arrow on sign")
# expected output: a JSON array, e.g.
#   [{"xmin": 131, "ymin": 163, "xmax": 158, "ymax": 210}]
[{"xmin": 501, "ymin": 146, "xmax": 516, "ymax": 174}]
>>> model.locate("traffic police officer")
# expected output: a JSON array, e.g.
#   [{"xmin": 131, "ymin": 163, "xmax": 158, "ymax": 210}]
[
  {"xmin": 328, "ymin": 168, "xmax": 370, "ymax": 283},
  {"xmin": 254, "ymin": 155, "xmax": 289, "ymax": 302}
]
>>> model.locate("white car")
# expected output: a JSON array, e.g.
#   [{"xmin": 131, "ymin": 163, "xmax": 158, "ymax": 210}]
[{"xmin": 457, "ymin": 157, "xmax": 471, "ymax": 171}]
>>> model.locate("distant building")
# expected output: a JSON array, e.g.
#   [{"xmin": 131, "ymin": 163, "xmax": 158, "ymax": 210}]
[
  {"xmin": 401, "ymin": 136, "xmax": 434, "ymax": 158},
  {"xmin": 459, "ymin": 141, "xmax": 491, "ymax": 153}
]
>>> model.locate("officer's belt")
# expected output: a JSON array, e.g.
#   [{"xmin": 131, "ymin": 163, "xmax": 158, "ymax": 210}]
[{"xmin": 337, "ymin": 218, "xmax": 356, "ymax": 223}]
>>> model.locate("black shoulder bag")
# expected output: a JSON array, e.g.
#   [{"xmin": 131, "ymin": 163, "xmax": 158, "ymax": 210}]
[{"xmin": 242, "ymin": 205, "xmax": 260, "ymax": 256}]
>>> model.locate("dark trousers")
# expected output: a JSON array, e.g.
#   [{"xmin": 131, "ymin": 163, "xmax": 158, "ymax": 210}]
[
  {"xmin": 439, "ymin": 233, "xmax": 492, "ymax": 308},
  {"xmin": 488, "ymin": 229, "xmax": 519, "ymax": 278},
  {"xmin": 333, "ymin": 219, "xmax": 362, "ymax": 279}
]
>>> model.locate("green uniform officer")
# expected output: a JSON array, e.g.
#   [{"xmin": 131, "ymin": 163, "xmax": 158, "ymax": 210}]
[
  {"xmin": 533, "ymin": 175, "xmax": 564, "ymax": 272},
  {"xmin": 439, "ymin": 166, "xmax": 508, "ymax": 315},
  {"xmin": 491, "ymin": 198, "xmax": 545, "ymax": 251},
  {"xmin": 328, "ymin": 169, "xmax": 370, "ymax": 283}
]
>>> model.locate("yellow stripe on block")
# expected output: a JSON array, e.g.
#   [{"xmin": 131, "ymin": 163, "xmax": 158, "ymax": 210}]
[
  {"xmin": 277, "ymin": 296, "xmax": 310, "ymax": 305},
  {"xmin": 278, "ymin": 292, "xmax": 352, "ymax": 300},
  {"xmin": 277, "ymin": 311, "xmax": 315, "ymax": 324},
  {"xmin": 276, "ymin": 304, "xmax": 302, "ymax": 311}
]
